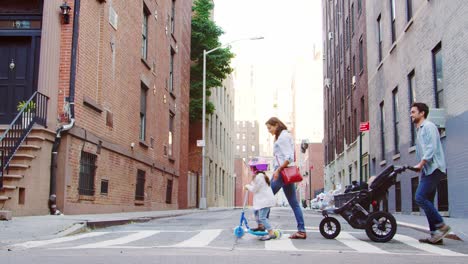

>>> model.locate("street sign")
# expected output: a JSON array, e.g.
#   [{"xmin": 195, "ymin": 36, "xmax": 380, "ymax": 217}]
[
  {"xmin": 360, "ymin": 121, "xmax": 370, "ymax": 132},
  {"xmin": 197, "ymin": 140, "xmax": 205, "ymax": 147}
]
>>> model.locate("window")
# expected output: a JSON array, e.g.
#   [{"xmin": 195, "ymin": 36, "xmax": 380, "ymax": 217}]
[
  {"xmin": 78, "ymin": 151, "xmax": 97, "ymax": 196},
  {"xmin": 140, "ymin": 84, "xmax": 148, "ymax": 141},
  {"xmin": 359, "ymin": 36, "xmax": 364, "ymax": 72},
  {"xmin": 348, "ymin": 165, "xmax": 352, "ymax": 184},
  {"xmin": 408, "ymin": 70, "xmax": 417, "ymax": 146},
  {"xmin": 142, "ymin": 5, "xmax": 150, "ymax": 60},
  {"xmin": 395, "ymin": 181, "xmax": 401, "ymax": 212},
  {"xmin": 242, "ymin": 145, "xmax": 246, "ymax": 152},
  {"xmin": 236, "ymin": 145, "xmax": 240, "ymax": 151},
  {"xmin": 392, "ymin": 88, "xmax": 400, "ymax": 154},
  {"xmin": 236, "ymin": 133, "xmax": 240, "ymax": 140},
  {"xmin": 166, "ymin": 179, "xmax": 173, "ymax": 204},
  {"xmin": 377, "ymin": 14, "xmax": 383, "ymax": 62},
  {"xmin": 135, "ymin": 170, "xmax": 145, "ymax": 201},
  {"xmin": 345, "ymin": 17, "xmax": 349, "ymax": 48},
  {"xmin": 432, "ymin": 43, "xmax": 444, "ymax": 108},
  {"xmin": 100, "ymin": 179, "xmax": 109, "ymax": 195},
  {"xmin": 351, "ymin": 3, "xmax": 355, "ymax": 34},
  {"xmin": 242, "ymin": 133, "xmax": 245, "ymax": 140},
  {"xmin": 411, "ymin": 177, "xmax": 419, "ymax": 212},
  {"xmin": 251, "ymin": 145, "xmax": 255, "ymax": 152},
  {"xmin": 169, "ymin": 48, "xmax": 175, "ymax": 93},
  {"xmin": 352, "ymin": 56, "xmax": 356, "ymax": 77},
  {"xmin": 168, "ymin": 112, "xmax": 174, "ymax": 157},
  {"xmin": 406, "ymin": 0, "xmax": 413, "ymax": 22},
  {"xmin": 360, "ymin": 96, "xmax": 365, "ymax": 122},
  {"xmin": 215, "ymin": 115, "xmax": 218, "ymax": 145},
  {"xmin": 358, "ymin": 0, "xmax": 362, "ymax": 16},
  {"xmin": 171, "ymin": 0, "xmax": 176, "ymax": 34},
  {"xmin": 390, "ymin": 0, "xmax": 396, "ymax": 43},
  {"xmin": 380, "ymin": 102, "xmax": 386, "ymax": 160}
]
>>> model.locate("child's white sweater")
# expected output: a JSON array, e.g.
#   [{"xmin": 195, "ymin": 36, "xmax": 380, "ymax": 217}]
[{"xmin": 245, "ymin": 173, "xmax": 276, "ymax": 210}]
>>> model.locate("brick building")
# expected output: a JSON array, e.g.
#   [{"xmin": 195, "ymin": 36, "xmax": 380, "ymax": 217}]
[
  {"xmin": 322, "ymin": 0, "xmax": 370, "ymax": 192},
  {"xmin": 1, "ymin": 0, "xmax": 192, "ymax": 216},
  {"xmin": 366, "ymin": 0, "xmax": 468, "ymax": 217}
]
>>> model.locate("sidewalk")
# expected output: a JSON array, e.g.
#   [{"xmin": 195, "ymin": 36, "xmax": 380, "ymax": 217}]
[
  {"xmin": 395, "ymin": 213, "xmax": 467, "ymax": 241},
  {"xmin": 0, "ymin": 208, "xmax": 231, "ymax": 247}
]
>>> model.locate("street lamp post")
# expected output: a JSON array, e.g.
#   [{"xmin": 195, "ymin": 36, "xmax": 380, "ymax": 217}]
[{"xmin": 199, "ymin": 37, "xmax": 263, "ymax": 209}]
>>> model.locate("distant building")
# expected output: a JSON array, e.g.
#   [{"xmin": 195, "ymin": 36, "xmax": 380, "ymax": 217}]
[{"xmin": 234, "ymin": 121, "xmax": 260, "ymax": 160}]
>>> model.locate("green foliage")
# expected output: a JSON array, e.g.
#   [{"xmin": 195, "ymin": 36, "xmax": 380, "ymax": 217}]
[
  {"xmin": 17, "ymin": 100, "xmax": 36, "ymax": 113},
  {"xmin": 190, "ymin": 0, "xmax": 235, "ymax": 122}
]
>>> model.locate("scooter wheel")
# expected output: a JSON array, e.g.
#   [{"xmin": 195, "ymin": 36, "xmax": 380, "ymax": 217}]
[
  {"xmin": 234, "ymin": 226, "xmax": 245, "ymax": 238},
  {"xmin": 319, "ymin": 217, "xmax": 341, "ymax": 239},
  {"xmin": 274, "ymin": 229, "xmax": 282, "ymax": 239}
]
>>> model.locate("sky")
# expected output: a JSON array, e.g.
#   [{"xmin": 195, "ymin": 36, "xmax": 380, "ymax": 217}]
[{"xmin": 213, "ymin": 0, "xmax": 324, "ymax": 148}]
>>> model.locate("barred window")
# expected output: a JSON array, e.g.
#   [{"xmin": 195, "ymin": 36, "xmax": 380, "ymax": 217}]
[
  {"xmin": 135, "ymin": 169, "xmax": 145, "ymax": 201},
  {"xmin": 166, "ymin": 179, "xmax": 173, "ymax": 204},
  {"xmin": 79, "ymin": 151, "xmax": 97, "ymax": 196}
]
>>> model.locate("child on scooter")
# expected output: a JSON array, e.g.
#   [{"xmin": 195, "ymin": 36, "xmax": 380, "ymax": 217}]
[{"xmin": 245, "ymin": 157, "xmax": 277, "ymax": 241}]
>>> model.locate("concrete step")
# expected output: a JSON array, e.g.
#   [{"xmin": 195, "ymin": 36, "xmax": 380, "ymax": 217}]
[
  {"xmin": 0, "ymin": 195, "xmax": 10, "ymax": 201},
  {"xmin": 2, "ymin": 174, "xmax": 24, "ymax": 180},
  {"xmin": 1, "ymin": 185, "xmax": 17, "ymax": 190},
  {"xmin": 6, "ymin": 164, "xmax": 30, "ymax": 170},
  {"xmin": 12, "ymin": 153, "xmax": 35, "ymax": 160},
  {"xmin": 19, "ymin": 145, "xmax": 41, "ymax": 150}
]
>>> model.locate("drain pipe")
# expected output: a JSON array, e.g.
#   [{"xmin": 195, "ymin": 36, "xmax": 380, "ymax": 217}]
[{"xmin": 49, "ymin": 0, "xmax": 80, "ymax": 215}]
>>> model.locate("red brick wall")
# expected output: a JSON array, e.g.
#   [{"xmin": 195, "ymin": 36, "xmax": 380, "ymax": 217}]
[
  {"xmin": 308, "ymin": 143, "xmax": 325, "ymax": 197},
  {"xmin": 56, "ymin": 0, "xmax": 191, "ymax": 214}
]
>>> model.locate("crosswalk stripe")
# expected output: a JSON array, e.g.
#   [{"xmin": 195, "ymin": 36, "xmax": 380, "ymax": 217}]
[
  {"xmin": 265, "ymin": 235, "xmax": 297, "ymax": 251},
  {"xmin": 393, "ymin": 234, "xmax": 466, "ymax": 256},
  {"xmin": 73, "ymin": 231, "xmax": 160, "ymax": 249},
  {"xmin": 12, "ymin": 232, "xmax": 109, "ymax": 249},
  {"xmin": 336, "ymin": 232, "xmax": 389, "ymax": 254},
  {"xmin": 173, "ymin": 229, "xmax": 222, "ymax": 248}
]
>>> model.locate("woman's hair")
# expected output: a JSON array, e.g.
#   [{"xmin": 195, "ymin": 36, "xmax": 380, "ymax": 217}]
[
  {"xmin": 265, "ymin": 117, "xmax": 288, "ymax": 140},
  {"xmin": 255, "ymin": 171, "xmax": 271, "ymax": 186}
]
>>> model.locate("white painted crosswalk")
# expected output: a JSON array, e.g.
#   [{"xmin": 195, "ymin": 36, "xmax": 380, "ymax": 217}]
[{"xmin": 7, "ymin": 229, "xmax": 467, "ymax": 257}]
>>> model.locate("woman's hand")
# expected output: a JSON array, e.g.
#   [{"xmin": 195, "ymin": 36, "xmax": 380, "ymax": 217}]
[{"xmin": 273, "ymin": 170, "xmax": 280, "ymax": 181}]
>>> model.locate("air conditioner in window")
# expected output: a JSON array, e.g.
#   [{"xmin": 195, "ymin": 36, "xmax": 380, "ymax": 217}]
[
  {"xmin": 328, "ymin": 32, "xmax": 334, "ymax": 40},
  {"xmin": 428, "ymin": 108, "xmax": 446, "ymax": 129},
  {"xmin": 352, "ymin": 76, "xmax": 356, "ymax": 86},
  {"xmin": 324, "ymin": 78, "xmax": 331, "ymax": 87}
]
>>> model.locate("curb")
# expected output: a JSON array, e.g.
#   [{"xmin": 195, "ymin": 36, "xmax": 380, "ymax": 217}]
[{"xmin": 397, "ymin": 221, "xmax": 463, "ymax": 241}]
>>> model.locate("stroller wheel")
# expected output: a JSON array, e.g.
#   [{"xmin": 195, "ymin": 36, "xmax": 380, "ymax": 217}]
[
  {"xmin": 365, "ymin": 211, "xmax": 397, "ymax": 243},
  {"xmin": 319, "ymin": 217, "xmax": 341, "ymax": 239},
  {"xmin": 234, "ymin": 226, "xmax": 245, "ymax": 238}
]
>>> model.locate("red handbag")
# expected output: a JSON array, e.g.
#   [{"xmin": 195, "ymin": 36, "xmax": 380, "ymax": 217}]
[{"xmin": 276, "ymin": 156, "xmax": 303, "ymax": 185}]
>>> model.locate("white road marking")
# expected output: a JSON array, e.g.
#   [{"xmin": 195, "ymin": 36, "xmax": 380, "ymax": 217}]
[
  {"xmin": 394, "ymin": 234, "xmax": 466, "ymax": 257},
  {"xmin": 173, "ymin": 229, "xmax": 222, "ymax": 247},
  {"xmin": 336, "ymin": 232, "xmax": 389, "ymax": 254},
  {"xmin": 73, "ymin": 231, "xmax": 160, "ymax": 249},
  {"xmin": 12, "ymin": 232, "xmax": 109, "ymax": 249},
  {"xmin": 265, "ymin": 235, "xmax": 298, "ymax": 251}
]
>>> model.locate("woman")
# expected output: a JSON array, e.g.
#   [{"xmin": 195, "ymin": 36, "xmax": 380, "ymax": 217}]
[{"xmin": 265, "ymin": 117, "xmax": 306, "ymax": 239}]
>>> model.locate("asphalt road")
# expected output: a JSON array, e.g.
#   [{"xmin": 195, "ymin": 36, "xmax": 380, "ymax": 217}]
[{"xmin": 1, "ymin": 208, "xmax": 466, "ymax": 264}]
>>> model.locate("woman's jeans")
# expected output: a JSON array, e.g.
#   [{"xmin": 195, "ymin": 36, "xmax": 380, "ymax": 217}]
[
  {"xmin": 415, "ymin": 169, "xmax": 445, "ymax": 232},
  {"xmin": 255, "ymin": 208, "xmax": 272, "ymax": 230},
  {"xmin": 270, "ymin": 171, "xmax": 306, "ymax": 232}
]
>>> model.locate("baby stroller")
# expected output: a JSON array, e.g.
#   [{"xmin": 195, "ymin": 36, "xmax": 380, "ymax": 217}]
[{"xmin": 319, "ymin": 165, "xmax": 416, "ymax": 242}]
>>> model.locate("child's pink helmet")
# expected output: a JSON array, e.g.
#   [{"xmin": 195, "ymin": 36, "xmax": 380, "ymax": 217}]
[{"xmin": 248, "ymin": 157, "xmax": 269, "ymax": 173}]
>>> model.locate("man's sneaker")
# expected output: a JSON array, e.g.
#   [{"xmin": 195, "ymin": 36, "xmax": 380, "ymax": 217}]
[
  {"xmin": 429, "ymin": 225, "xmax": 451, "ymax": 243},
  {"xmin": 419, "ymin": 237, "xmax": 444, "ymax": 245},
  {"xmin": 260, "ymin": 234, "xmax": 277, "ymax": 241}
]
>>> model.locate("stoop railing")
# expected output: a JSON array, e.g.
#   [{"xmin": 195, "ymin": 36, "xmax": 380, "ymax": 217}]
[{"xmin": 0, "ymin": 91, "xmax": 49, "ymax": 189}]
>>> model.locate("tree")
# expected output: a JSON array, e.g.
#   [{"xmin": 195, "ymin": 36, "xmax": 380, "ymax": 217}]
[{"xmin": 190, "ymin": 0, "xmax": 234, "ymax": 122}]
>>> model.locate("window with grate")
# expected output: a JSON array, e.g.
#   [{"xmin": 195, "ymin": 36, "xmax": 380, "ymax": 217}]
[
  {"xmin": 168, "ymin": 112, "xmax": 174, "ymax": 157},
  {"xmin": 169, "ymin": 48, "xmax": 175, "ymax": 93},
  {"xmin": 135, "ymin": 170, "xmax": 145, "ymax": 201},
  {"xmin": 100, "ymin": 179, "xmax": 109, "ymax": 195},
  {"xmin": 142, "ymin": 4, "xmax": 150, "ymax": 60},
  {"xmin": 166, "ymin": 179, "xmax": 173, "ymax": 204},
  {"xmin": 140, "ymin": 83, "xmax": 148, "ymax": 141},
  {"xmin": 79, "ymin": 151, "xmax": 97, "ymax": 196}
]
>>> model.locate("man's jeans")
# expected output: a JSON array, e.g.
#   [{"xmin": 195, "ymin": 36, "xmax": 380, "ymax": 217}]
[
  {"xmin": 270, "ymin": 172, "xmax": 305, "ymax": 232},
  {"xmin": 255, "ymin": 208, "xmax": 272, "ymax": 230},
  {"xmin": 415, "ymin": 169, "xmax": 445, "ymax": 232}
]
